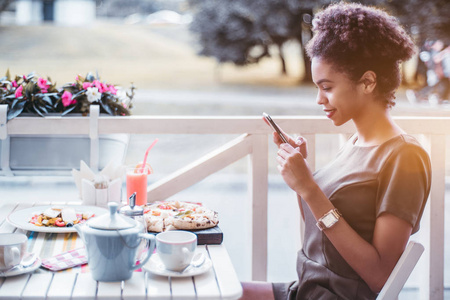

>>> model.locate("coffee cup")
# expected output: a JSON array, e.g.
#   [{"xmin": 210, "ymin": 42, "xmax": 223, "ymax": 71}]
[
  {"xmin": 0, "ymin": 233, "xmax": 28, "ymax": 271},
  {"xmin": 156, "ymin": 230, "xmax": 197, "ymax": 272}
]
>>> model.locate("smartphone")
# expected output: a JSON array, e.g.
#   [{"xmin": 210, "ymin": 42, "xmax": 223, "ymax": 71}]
[{"xmin": 262, "ymin": 112, "xmax": 288, "ymax": 143}]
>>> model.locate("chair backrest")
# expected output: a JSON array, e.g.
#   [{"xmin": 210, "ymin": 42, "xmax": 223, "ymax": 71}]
[{"xmin": 377, "ymin": 241, "xmax": 424, "ymax": 300}]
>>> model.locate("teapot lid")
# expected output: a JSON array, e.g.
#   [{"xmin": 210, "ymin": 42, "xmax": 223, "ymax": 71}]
[{"xmin": 87, "ymin": 202, "xmax": 135, "ymax": 230}]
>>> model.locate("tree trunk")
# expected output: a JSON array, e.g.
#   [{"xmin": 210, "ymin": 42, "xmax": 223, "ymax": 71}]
[
  {"xmin": 299, "ymin": 10, "xmax": 313, "ymax": 83},
  {"xmin": 302, "ymin": 46, "xmax": 312, "ymax": 82},
  {"xmin": 279, "ymin": 44, "xmax": 287, "ymax": 76}
]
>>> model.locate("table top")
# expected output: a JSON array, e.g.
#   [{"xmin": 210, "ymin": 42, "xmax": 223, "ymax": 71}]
[{"xmin": 0, "ymin": 202, "xmax": 243, "ymax": 300}]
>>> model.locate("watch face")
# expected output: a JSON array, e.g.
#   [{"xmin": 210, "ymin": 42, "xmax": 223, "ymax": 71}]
[{"xmin": 322, "ymin": 213, "xmax": 338, "ymax": 227}]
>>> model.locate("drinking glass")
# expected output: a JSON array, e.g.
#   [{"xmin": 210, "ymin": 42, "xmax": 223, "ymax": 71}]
[{"xmin": 126, "ymin": 166, "xmax": 149, "ymax": 206}]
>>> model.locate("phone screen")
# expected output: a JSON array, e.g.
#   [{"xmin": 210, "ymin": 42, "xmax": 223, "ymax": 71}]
[{"xmin": 263, "ymin": 112, "xmax": 288, "ymax": 143}]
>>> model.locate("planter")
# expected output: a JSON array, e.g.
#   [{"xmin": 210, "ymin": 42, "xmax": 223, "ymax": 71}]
[
  {"xmin": 0, "ymin": 105, "xmax": 129, "ymax": 176},
  {"xmin": 0, "ymin": 134, "xmax": 129, "ymax": 176}
]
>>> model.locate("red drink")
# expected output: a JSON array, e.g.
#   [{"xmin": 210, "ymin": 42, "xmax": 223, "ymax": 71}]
[{"xmin": 126, "ymin": 167, "xmax": 149, "ymax": 206}]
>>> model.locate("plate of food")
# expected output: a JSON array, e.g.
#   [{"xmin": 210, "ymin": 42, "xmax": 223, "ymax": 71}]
[
  {"xmin": 143, "ymin": 200, "xmax": 219, "ymax": 233},
  {"xmin": 7, "ymin": 205, "xmax": 108, "ymax": 233}
]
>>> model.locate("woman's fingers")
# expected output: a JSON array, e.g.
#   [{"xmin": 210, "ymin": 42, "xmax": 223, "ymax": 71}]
[{"xmin": 295, "ymin": 136, "xmax": 308, "ymax": 158}]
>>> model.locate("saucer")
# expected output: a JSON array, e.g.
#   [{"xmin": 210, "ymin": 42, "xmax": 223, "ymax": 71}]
[
  {"xmin": 0, "ymin": 257, "xmax": 42, "ymax": 277},
  {"xmin": 143, "ymin": 253, "xmax": 212, "ymax": 277}
]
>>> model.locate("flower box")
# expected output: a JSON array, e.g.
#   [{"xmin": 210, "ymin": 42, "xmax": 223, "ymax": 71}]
[{"xmin": 0, "ymin": 71, "xmax": 135, "ymax": 176}]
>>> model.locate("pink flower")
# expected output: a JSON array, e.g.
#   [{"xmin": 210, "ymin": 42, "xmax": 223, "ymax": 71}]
[
  {"xmin": 93, "ymin": 80, "xmax": 103, "ymax": 93},
  {"xmin": 101, "ymin": 83, "xmax": 109, "ymax": 93},
  {"xmin": 82, "ymin": 82, "xmax": 92, "ymax": 90},
  {"xmin": 15, "ymin": 85, "xmax": 23, "ymax": 98},
  {"xmin": 12, "ymin": 81, "xmax": 18, "ymax": 88},
  {"xmin": 38, "ymin": 77, "xmax": 49, "ymax": 89},
  {"xmin": 109, "ymin": 85, "xmax": 117, "ymax": 95},
  {"xmin": 61, "ymin": 91, "xmax": 75, "ymax": 107},
  {"xmin": 75, "ymin": 75, "xmax": 79, "ymax": 81},
  {"xmin": 41, "ymin": 89, "xmax": 48, "ymax": 94}
]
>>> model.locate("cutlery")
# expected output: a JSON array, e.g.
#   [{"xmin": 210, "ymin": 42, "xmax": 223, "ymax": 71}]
[
  {"xmin": 0, "ymin": 253, "xmax": 37, "ymax": 276},
  {"xmin": 176, "ymin": 252, "xmax": 206, "ymax": 274}
]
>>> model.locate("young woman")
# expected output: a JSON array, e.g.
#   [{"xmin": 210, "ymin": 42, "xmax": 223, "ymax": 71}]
[{"xmin": 241, "ymin": 2, "xmax": 431, "ymax": 300}]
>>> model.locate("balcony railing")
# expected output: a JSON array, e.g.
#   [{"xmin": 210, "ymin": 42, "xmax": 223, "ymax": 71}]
[{"xmin": 0, "ymin": 105, "xmax": 447, "ymax": 299}]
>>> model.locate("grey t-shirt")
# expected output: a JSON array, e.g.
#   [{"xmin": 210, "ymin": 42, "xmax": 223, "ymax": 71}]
[{"xmin": 274, "ymin": 134, "xmax": 431, "ymax": 300}]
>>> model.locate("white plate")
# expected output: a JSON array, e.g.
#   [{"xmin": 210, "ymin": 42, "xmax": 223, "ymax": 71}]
[
  {"xmin": 143, "ymin": 253, "xmax": 212, "ymax": 277},
  {"xmin": 7, "ymin": 205, "xmax": 108, "ymax": 233},
  {"xmin": 0, "ymin": 257, "xmax": 42, "ymax": 277}
]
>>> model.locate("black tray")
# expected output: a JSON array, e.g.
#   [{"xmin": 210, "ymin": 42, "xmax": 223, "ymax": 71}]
[{"xmin": 149, "ymin": 226, "xmax": 223, "ymax": 245}]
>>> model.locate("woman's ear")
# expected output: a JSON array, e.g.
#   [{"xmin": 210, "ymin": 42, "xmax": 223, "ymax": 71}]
[{"xmin": 359, "ymin": 71, "xmax": 377, "ymax": 94}]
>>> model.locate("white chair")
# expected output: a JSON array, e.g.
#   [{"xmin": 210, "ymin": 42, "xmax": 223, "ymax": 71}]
[{"xmin": 377, "ymin": 241, "xmax": 424, "ymax": 300}]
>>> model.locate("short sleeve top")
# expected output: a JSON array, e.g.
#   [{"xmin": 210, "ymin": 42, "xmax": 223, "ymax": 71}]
[{"xmin": 294, "ymin": 134, "xmax": 431, "ymax": 299}]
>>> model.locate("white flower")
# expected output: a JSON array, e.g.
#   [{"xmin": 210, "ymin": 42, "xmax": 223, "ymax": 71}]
[
  {"xmin": 86, "ymin": 87, "xmax": 101, "ymax": 103},
  {"xmin": 116, "ymin": 87, "xmax": 127, "ymax": 102},
  {"xmin": 116, "ymin": 86, "xmax": 130, "ymax": 107}
]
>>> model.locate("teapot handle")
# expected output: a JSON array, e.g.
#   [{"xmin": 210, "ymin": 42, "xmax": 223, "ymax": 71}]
[{"xmin": 132, "ymin": 233, "xmax": 156, "ymax": 270}]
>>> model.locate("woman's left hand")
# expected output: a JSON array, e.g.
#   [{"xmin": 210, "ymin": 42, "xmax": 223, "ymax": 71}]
[{"xmin": 277, "ymin": 143, "xmax": 315, "ymax": 196}]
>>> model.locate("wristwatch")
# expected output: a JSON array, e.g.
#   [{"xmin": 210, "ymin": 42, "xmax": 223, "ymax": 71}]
[{"xmin": 316, "ymin": 208, "xmax": 342, "ymax": 231}]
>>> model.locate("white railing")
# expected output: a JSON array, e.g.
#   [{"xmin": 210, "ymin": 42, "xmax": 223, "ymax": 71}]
[{"xmin": 0, "ymin": 105, "xmax": 446, "ymax": 299}]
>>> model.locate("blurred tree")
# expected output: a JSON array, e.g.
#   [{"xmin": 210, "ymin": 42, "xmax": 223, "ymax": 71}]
[
  {"xmin": 189, "ymin": 0, "xmax": 450, "ymax": 84},
  {"xmin": 383, "ymin": 0, "xmax": 450, "ymax": 46},
  {"xmin": 0, "ymin": 0, "xmax": 14, "ymax": 15},
  {"xmin": 189, "ymin": 0, "xmax": 315, "ymax": 81},
  {"xmin": 96, "ymin": 0, "xmax": 158, "ymax": 18}
]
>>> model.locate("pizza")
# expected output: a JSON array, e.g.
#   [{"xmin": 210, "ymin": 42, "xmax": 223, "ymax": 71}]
[{"xmin": 143, "ymin": 201, "xmax": 219, "ymax": 232}]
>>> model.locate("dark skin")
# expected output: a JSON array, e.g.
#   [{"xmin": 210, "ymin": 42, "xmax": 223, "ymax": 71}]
[{"xmin": 240, "ymin": 58, "xmax": 413, "ymax": 299}]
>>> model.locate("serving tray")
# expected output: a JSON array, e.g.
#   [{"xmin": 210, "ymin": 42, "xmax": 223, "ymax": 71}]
[{"xmin": 149, "ymin": 226, "xmax": 223, "ymax": 245}]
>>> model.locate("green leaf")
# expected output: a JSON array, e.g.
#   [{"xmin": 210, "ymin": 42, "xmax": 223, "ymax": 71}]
[
  {"xmin": 41, "ymin": 95, "xmax": 53, "ymax": 105},
  {"xmin": 32, "ymin": 102, "xmax": 45, "ymax": 117},
  {"xmin": 72, "ymin": 90, "xmax": 85, "ymax": 99},
  {"xmin": 25, "ymin": 73, "xmax": 35, "ymax": 81},
  {"xmin": 7, "ymin": 101, "xmax": 25, "ymax": 120},
  {"xmin": 85, "ymin": 72, "xmax": 95, "ymax": 82},
  {"xmin": 175, "ymin": 210, "xmax": 194, "ymax": 218},
  {"xmin": 25, "ymin": 82, "xmax": 37, "ymax": 99},
  {"xmin": 99, "ymin": 99, "xmax": 114, "ymax": 116},
  {"xmin": 62, "ymin": 105, "xmax": 76, "ymax": 116},
  {"xmin": 40, "ymin": 105, "xmax": 48, "ymax": 114}
]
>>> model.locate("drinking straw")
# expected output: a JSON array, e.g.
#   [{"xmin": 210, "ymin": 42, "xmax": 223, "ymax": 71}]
[{"xmin": 141, "ymin": 138, "xmax": 158, "ymax": 173}]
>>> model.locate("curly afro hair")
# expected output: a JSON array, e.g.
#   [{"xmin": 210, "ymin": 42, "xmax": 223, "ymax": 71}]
[{"xmin": 306, "ymin": 2, "xmax": 416, "ymax": 107}]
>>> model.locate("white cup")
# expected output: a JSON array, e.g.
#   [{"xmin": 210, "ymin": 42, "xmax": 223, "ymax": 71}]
[
  {"xmin": 0, "ymin": 233, "xmax": 28, "ymax": 271},
  {"xmin": 156, "ymin": 231, "xmax": 197, "ymax": 272}
]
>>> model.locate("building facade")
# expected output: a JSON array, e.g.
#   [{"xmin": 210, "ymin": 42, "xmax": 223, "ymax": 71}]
[{"xmin": 16, "ymin": 0, "xmax": 96, "ymax": 26}]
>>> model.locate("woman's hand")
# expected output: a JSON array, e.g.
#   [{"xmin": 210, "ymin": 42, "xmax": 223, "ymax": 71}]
[
  {"xmin": 270, "ymin": 128, "xmax": 308, "ymax": 159},
  {"xmin": 277, "ymin": 143, "xmax": 316, "ymax": 197}
]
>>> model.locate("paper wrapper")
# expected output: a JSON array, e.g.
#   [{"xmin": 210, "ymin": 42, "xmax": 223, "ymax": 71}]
[{"xmin": 72, "ymin": 161, "xmax": 125, "ymax": 207}]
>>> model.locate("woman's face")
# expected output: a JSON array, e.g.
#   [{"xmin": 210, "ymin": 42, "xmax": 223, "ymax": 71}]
[{"xmin": 311, "ymin": 57, "xmax": 365, "ymax": 126}]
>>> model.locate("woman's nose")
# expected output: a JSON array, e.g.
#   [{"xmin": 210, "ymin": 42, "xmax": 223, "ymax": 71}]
[{"xmin": 316, "ymin": 91, "xmax": 326, "ymax": 105}]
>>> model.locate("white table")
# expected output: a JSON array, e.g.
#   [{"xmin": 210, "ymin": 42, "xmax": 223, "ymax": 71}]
[{"xmin": 0, "ymin": 202, "xmax": 243, "ymax": 300}]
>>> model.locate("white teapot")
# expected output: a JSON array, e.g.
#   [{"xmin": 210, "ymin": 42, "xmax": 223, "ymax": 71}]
[{"xmin": 75, "ymin": 202, "xmax": 155, "ymax": 282}]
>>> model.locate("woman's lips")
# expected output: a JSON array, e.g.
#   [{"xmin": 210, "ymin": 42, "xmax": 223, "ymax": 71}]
[{"xmin": 324, "ymin": 109, "xmax": 336, "ymax": 119}]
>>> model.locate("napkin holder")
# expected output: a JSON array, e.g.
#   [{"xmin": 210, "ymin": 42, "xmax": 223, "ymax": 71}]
[
  {"xmin": 73, "ymin": 160, "xmax": 125, "ymax": 208},
  {"xmin": 81, "ymin": 178, "xmax": 121, "ymax": 207}
]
